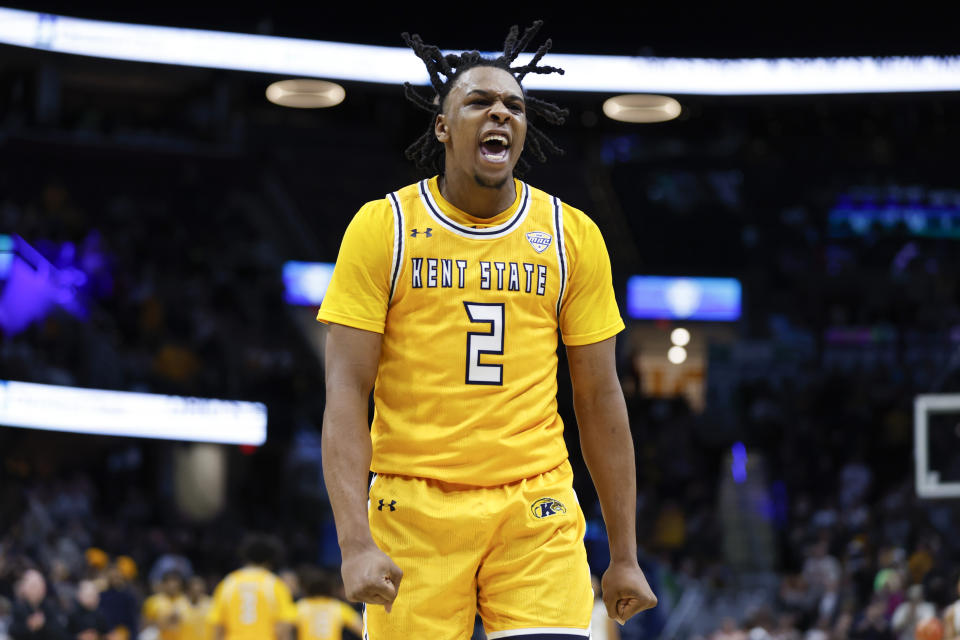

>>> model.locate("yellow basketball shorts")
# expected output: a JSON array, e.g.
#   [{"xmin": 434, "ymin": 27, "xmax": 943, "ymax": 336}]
[{"xmin": 363, "ymin": 460, "xmax": 593, "ymax": 639}]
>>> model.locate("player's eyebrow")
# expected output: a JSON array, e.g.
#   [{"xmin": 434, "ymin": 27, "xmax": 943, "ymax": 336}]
[{"xmin": 465, "ymin": 89, "xmax": 525, "ymax": 103}]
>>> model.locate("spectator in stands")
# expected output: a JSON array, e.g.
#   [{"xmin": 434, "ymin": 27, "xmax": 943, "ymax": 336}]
[
  {"xmin": 747, "ymin": 608, "xmax": 776, "ymax": 640},
  {"xmin": 9, "ymin": 569, "xmax": 67, "ymax": 640},
  {"xmin": 771, "ymin": 613, "xmax": 801, "ymax": 640},
  {"xmin": 944, "ymin": 575, "xmax": 960, "ymax": 640},
  {"xmin": 802, "ymin": 541, "xmax": 841, "ymax": 597},
  {"xmin": 96, "ymin": 565, "xmax": 137, "ymax": 640},
  {"xmin": 1, "ymin": 595, "xmax": 12, "ymax": 640},
  {"xmin": 815, "ymin": 576, "xmax": 842, "ymax": 626},
  {"xmin": 67, "ymin": 580, "xmax": 107, "ymax": 640},
  {"xmin": 803, "ymin": 616, "xmax": 830, "ymax": 640},
  {"xmin": 878, "ymin": 570, "xmax": 907, "ymax": 620},
  {"xmin": 891, "ymin": 585, "xmax": 936, "ymax": 640},
  {"xmin": 713, "ymin": 617, "xmax": 747, "ymax": 640},
  {"xmin": 851, "ymin": 598, "xmax": 894, "ymax": 640}
]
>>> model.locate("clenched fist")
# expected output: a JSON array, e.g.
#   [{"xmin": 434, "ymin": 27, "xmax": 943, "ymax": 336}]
[
  {"xmin": 341, "ymin": 544, "xmax": 404, "ymax": 613},
  {"xmin": 601, "ymin": 560, "xmax": 657, "ymax": 624}
]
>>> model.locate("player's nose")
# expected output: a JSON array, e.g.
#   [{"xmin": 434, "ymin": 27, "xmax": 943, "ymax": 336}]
[{"xmin": 489, "ymin": 100, "xmax": 511, "ymax": 122}]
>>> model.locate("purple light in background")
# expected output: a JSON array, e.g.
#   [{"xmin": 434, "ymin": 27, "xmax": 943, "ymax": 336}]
[
  {"xmin": 0, "ymin": 235, "xmax": 97, "ymax": 335},
  {"xmin": 731, "ymin": 441, "xmax": 748, "ymax": 483}
]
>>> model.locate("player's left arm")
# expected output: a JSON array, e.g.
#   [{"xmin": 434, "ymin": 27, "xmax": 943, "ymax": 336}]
[{"xmin": 567, "ymin": 337, "xmax": 657, "ymax": 625}]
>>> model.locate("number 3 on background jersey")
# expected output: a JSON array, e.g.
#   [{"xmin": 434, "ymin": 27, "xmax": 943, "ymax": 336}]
[
  {"xmin": 239, "ymin": 587, "xmax": 258, "ymax": 624},
  {"xmin": 463, "ymin": 302, "xmax": 504, "ymax": 385}
]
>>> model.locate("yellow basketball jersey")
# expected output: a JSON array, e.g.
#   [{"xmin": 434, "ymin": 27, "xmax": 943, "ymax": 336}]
[
  {"xmin": 207, "ymin": 567, "xmax": 297, "ymax": 640},
  {"xmin": 295, "ymin": 597, "xmax": 362, "ymax": 640},
  {"xmin": 317, "ymin": 176, "xmax": 623, "ymax": 486},
  {"xmin": 181, "ymin": 597, "xmax": 212, "ymax": 640},
  {"xmin": 142, "ymin": 593, "xmax": 190, "ymax": 640}
]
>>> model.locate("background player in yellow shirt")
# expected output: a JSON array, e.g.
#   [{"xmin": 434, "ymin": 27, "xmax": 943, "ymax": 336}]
[
  {"xmin": 142, "ymin": 571, "xmax": 190, "ymax": 640},
  {"xmin": 181, "ymin": 576, "xmax": 213, "ymax": 640},
  {"xmin": 207, "ymin": 535, "xmax": 297, "ymax": 640},
  {"xmin": 295, "ymin": 568, "xmax": 362, "ymax": 640},
  {"xmin": 318, "ymin": 21, "xmax": 657, "ymax": 639}
]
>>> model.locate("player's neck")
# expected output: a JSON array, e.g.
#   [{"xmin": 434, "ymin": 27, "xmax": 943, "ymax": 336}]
[{"xmin": 438, "ymin": 170, "xmax": 515, "ymax": 219}]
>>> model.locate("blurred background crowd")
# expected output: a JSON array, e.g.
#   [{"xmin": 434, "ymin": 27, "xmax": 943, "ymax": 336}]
[{"xmin": 3, "ymin": 5, "xmax": 960, "ymax": 640}]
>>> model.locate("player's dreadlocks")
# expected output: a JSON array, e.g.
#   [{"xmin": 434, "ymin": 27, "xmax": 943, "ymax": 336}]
[{"xmin": 402, "ymin": 21, "xmax": 569, "ymax": 177}]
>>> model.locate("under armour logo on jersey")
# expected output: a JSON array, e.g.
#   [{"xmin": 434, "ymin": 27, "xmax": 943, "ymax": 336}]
[
  {"xmin": 526, "ymin": 231, "xmax": 552, "ymax": 253},
  {"xmin": 377, "ymin": 499, "xmax": 397, "ymax": 511},
  {"xmin": 530, "ymin": 497, "xmax": 567, "ymax": 519},
  {"xmin": 410, "ymin": 228, "xmax": 433, "ymax": 238}
]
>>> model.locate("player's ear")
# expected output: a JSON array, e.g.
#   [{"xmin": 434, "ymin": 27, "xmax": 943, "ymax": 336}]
[{"xmin": 435, "ymin": 114, "xmax": 450, "ymax": 143}]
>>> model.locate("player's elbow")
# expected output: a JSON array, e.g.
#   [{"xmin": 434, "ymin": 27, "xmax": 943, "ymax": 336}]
[{"xmin": 572, "ymin": 383, "xmax": 625, "ymax": 418}]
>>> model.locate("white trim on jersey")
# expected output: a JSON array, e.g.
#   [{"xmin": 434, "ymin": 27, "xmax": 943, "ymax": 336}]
[
  {"xmin": 551, "ymin": 196, "xmax": 568, "ymax": 316},
  {"xmin": 486, "ymin": 627, "xmax": 591, "ymax": 638},
  {"xmin": 386, "ymin": 192, "xmax": 405, "ymax": 302},
  {"xmin": 417, "ymin": 179, "xmax": 532, "ymax": 240},
  {"xmin": 366, "ymin": 473, "xmax": 378, "ymax": 512}
]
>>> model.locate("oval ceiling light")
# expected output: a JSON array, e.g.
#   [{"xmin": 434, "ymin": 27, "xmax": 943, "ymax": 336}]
[
  {"xmin": 603, "ymin": 94, "xmax": 681, "ymax": 123},
  {"xmin": 266, "ymin": 79, "xmax": 345, "ymax": 108}
]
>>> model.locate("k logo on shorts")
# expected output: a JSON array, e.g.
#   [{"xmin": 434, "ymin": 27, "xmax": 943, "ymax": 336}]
[{"xmin": 530, "ymin": 497, "xmax": 567, "ymax": 519}]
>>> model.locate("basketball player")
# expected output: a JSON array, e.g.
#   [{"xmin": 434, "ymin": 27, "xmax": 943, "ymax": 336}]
[
  {"xmin": 207, "ymin": 535, "xmax": 297, "ymax": 640},
  {"xmin": 142, "ymin": 571, "xmax": 190, "ymax": 640},
  {"xmin": 181, "ymin": 577, "xmax": 213, "ymax": 640},
  {"xmin": 318, "ymin": 22, "xmax": 657, "ymax": 639},
  {"xmin": 295, "ymin": 568, "xmax": 362, "ymax": 640}
]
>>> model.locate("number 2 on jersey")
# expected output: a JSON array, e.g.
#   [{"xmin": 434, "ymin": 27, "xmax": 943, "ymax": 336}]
[{"xmin": 463, "ymin": 302, "xmax": 504, "ymax": 385}]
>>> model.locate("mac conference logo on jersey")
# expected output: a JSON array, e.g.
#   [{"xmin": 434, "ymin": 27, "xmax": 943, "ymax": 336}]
[
  {"xmin": 530, "ymin": 497, "xmax": 567, "ymax": 519},
  {"xmin": 526, "ymin": 231, "xmax": 552, "ymax": 253}
]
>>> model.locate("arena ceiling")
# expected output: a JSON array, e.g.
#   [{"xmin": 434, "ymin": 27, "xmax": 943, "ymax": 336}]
[{"xmin": 3, "ymin": 2, "xmax": 959, "ymax": 58}]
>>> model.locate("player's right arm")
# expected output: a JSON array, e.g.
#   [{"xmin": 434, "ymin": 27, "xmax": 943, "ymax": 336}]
[
  {"xmin": 317, "ymin": 199, "xmax": 403, "ymax": 612},
  {"xmin": 322, "ymin": 324, "xmax": 403, "ymax": 611}
]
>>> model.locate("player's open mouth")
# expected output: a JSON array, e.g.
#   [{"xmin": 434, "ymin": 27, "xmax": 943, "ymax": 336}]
[{"xmin": 479, "ymin": 133, "xmax": 510, "ymax": 164}]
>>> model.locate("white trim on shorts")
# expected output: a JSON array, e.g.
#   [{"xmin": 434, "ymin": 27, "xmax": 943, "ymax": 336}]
[
  {"xmin": 486, "ymin": 627, "xmax": 591, "ymax": 638},
  {"xmin": 362, "ymin": 473, "xmax": 377, "ymax": 640}
]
